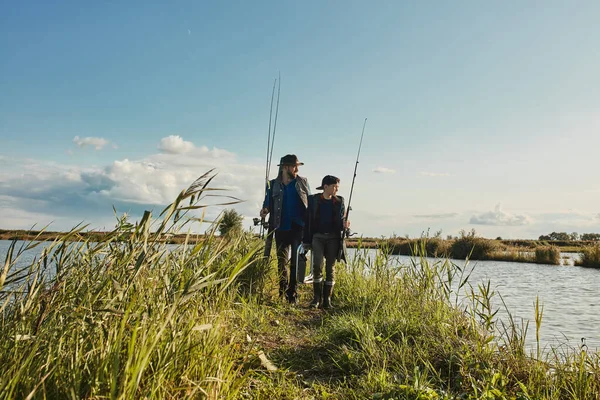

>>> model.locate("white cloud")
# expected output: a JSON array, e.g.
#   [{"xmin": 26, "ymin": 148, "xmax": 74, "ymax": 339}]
[
  {"xmin": 0, "ymin": 137, "xmax": 265, "ymax": 231},
  {"xmin": 470, "ymin": 204, "xmax": 531, "ymax": 226},
  {"xmin": 373, "ymin": 167, "xmax": 396, "ymax": 174},
  {"xmin": 420, "ymin": 171, "xmax": 450, "ymax": 177},
  {"xmin": 73, "ymin": 136, "xmax": 111, "ymax": 150},
  {"xmin": 158, "ymin": 135, "xmax": 195, "ymax": 154}
]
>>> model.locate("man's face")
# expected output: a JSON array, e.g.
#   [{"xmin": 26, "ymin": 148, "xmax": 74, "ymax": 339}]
[
  {"xmin": 323, "ymin": 183, "xmax": 339, "ymax": 197},
  {"xmin": 284, "ymin": 164, "xmax": 298, "ymax": 179}
]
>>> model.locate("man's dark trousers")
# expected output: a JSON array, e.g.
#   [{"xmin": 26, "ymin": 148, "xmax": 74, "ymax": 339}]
[{"xmin": 275, "ymin": 223, "xmax": 303, "ymax": 302}]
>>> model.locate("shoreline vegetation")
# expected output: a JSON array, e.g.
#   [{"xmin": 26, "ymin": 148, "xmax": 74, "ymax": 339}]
[
  {"xmin": 1, "ymin": 172, "xmax": 600, "ymax": 398},
  {"xmin": 3, "ymin": 228, "xmax": 600, "ymax": 268}
]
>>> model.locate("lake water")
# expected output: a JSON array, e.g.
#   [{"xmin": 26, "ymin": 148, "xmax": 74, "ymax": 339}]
[
  {"xmin": 387, "ymin": 252, "xmax": 599, "ymax": 353},
  {"xmin": 2, "ymin": 240, "xmax": 598, "ymax": 353}
]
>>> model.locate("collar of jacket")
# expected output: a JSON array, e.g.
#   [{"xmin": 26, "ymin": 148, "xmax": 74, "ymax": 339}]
[
  {"xmin": 268, "ymin": 175, "xmax": 310, "ymax": 230},
  {"xmin": 273, "ymin": 176, "xmax": 309, "ymax": 208}
]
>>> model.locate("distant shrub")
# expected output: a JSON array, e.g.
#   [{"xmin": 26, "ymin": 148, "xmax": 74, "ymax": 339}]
[
  {"xmin": 501, "ymin": 239, "xmax": 539, "ymax": 249},
  {"xmin": 425, "ymin": 237, "xmax": 451, "ymax": 257},
  {"xmin": 450, "ymin": 230, "xmax": 499, "ymax": 260},
  {"xmin": 218, "ymin": 209, "xmax": 244, "ymax": 236},
  {"xmin": 382, "ymin": 237, "xmax": 451, "ymax": 258},
  {"xmin": 534, "ymin": 246, "xmax": 560, "ymax": 265},
  {"xmin": 576, "ymin": 245, "xmax": 600, "ymax": 268},
  {"xmin": 487, "ymin": 248, "xmax": 534, "ymax": 263},
  {"xmin": 383, "ymin": 238, "xmax": 412, "ymax": 255}
]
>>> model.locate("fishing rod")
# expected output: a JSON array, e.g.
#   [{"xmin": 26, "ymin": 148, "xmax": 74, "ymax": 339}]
[
  {"xmin": 338, "ymin": 118, "xmax": 367, "ymax": 263},
  {"xmin": 268, "ymin": 72, "xmax": 281, "ymax": 181},
  {"xmin": 344, "ymin": 118, "xmax": 367, "ymax": 238},
  {"xmin": 253, "ymin": 75, "xmax": 281, "ymax": 239}
]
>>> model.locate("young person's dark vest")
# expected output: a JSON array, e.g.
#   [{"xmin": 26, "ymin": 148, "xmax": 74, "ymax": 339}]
[{"xmin": 304, "ymin": 194, "xmax": 345, "ymax": 244}]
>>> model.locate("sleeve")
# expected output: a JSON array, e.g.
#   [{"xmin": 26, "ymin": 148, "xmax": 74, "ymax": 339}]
[
  {"xmin": 262, "ymin": 181, "xmax": 271, "ymax": 210},
  {"xmin": 303, "ymin": 195, "xmax": 313, "ymax": 244},
  {"xmin": 339, "ymin": 196, "xmax": 346, "ymax": 232}
]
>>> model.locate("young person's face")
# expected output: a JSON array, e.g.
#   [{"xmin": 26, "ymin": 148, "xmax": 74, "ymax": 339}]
[{"xmin": 323, "ymin": 183, "xmax": 339, "ymax": 197}]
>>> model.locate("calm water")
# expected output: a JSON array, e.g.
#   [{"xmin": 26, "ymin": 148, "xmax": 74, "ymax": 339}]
[
  {"xmin": 393, "ymin": 253, "xmax": 599, "ymax": 352},
  {"xmin": 2, "ymin": 240, "xmax": 598, "ymax": 352}
]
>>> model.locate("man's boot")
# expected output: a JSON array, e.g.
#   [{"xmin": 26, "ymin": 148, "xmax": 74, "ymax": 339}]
[
  {"xmin": 286, "ymin": 284, "xmax": 298, "ymax": 305},
  {"xmin": 321, "ymin": 283, "xmax": 334, "ymax": 309},
  {"xmin": 309, "ymin": 281, "xmax": 322, "ymax": 308}
]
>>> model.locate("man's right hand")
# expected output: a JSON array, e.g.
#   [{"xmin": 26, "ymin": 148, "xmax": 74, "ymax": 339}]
[{"xmin": 259, "ymin": 208, "xmax": 269, "ymax": 218}]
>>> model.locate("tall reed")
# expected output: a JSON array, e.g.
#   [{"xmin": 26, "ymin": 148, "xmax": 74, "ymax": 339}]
[
  {"xmin": 534, "ymin": 245, "xmax": 561, "ymax": 265},
  {"xmin": 576, "ymin": 244, "xmax": 600, "ymax": 268},
  {"xmin": 0, "ymin": 170, "xmax": 261, "ymax": 399}
]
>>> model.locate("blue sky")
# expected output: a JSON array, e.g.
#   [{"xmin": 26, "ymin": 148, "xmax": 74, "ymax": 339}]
[{"xmin": 1, "ymin": 1, "xmax": 600, "ymax": 239}]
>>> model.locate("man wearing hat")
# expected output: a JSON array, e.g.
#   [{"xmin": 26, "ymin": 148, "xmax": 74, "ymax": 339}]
[
  {"xmin": 260, "ymin": 154, "xmax": 311, "ymax": 304},
  {"xmin": 303, "ymin": 175, "xmax": 349, "ymax": 309}
]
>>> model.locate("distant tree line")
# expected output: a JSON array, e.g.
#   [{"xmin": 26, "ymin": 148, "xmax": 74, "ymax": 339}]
[{"xmin": 538, "ymin": 232, "xmax": 600, "ymax": 241}]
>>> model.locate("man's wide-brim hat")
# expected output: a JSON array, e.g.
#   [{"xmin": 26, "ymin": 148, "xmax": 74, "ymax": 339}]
[{"xmin": 277, "ymin": 154, "xmax": 304, "ymax": 166}]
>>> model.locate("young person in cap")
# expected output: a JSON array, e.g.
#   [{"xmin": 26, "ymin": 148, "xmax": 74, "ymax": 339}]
[
  {"xmin": 303, "ymin": 175, "xmax": 350, "ymax": 309},
  {"xmin": 260, "ymin": 154, "xmax": 311, "ymax": 304}
]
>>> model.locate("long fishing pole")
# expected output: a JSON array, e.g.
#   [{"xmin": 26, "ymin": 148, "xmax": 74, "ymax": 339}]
[
  {"xmin": 337, "ymin": 118, "xmax": 366, "ymax": 262},
  {"xmin": 257, "ymin": 76, "xmax": 281, "ymax": 239},
  {"xmin": 268, "ymin": 72, "xmax": 281, "ymax": 176},
  {"xmin": 260, "ymin": 78, "xmax": 277, "ymax": 238},
  {"xmin": 264, "ymin": 79, "xmax": 276, "ymax": 188},
  {"xmin": 343, "ymin": 117, "xmax": 367, "ymax": 238}
]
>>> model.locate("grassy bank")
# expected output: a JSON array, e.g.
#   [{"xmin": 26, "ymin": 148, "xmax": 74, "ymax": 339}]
[
  {"xmin": 2, "ymin": 175, "xmax": 599, "ymax": 398},
  {"xmin": 0, "ymin": 228, "xmax": 209, "ymax": 245},
  {"xmin": 348, "ymin": 233, "xmax": 563, "ymax": 265}
]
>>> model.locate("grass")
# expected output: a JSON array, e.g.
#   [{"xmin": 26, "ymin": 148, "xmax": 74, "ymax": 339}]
[
  {"xmin": 534, "ymin": 246, "xmax": 561, "ymax": 265},
  {"xmin": 576, "ymin": 244, "xmax": 600, "ymax": 268},
  {"xmin": 1, "ymin": 171, "xmax": 599, "ymax": 398}
]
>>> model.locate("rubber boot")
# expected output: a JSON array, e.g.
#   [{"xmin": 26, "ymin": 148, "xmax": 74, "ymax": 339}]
[
  {"xmin": 309, "ymin": 282, "xmax": 322, "ymax": 308},
  {"xmin": 286, "ymin": 284, "xmax": 298, "ymax": 305},
  {"xmin": 321, "ymin": 284, "xmax": 334, "ymax": 309}
]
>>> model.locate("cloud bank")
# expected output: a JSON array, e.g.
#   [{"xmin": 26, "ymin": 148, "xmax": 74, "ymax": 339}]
[
  {"xmin": 470, "ymin": 204, "xmax": 531, "ymax": 226},
  {"xmin": 0, "ymin": 136, "xmax": 264, "ymax": 231}
]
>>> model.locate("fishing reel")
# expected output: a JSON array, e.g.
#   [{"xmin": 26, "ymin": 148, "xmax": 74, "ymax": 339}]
[
  {"xmin": 252, "ymin": 217, "xmax": 269, "ymax": 229},
  {"xmin": 344, "ymin": 229, "xmax": 358, "ymax": 238}
]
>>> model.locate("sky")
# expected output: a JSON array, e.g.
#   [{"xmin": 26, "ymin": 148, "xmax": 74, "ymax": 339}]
[{"xmin": 1, "ymin": 1, "xmax": 600, "ymax": 239}]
